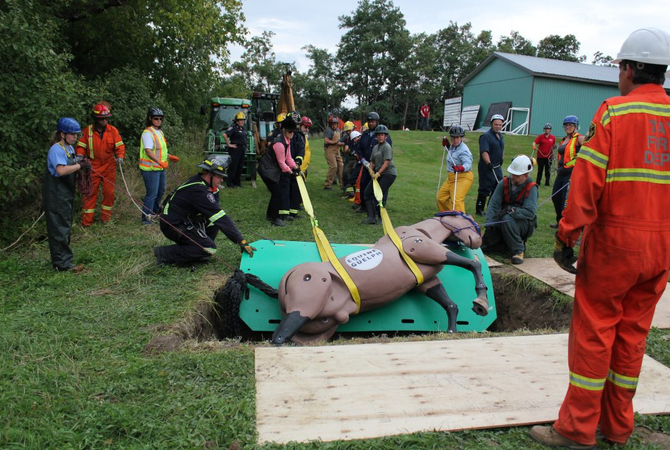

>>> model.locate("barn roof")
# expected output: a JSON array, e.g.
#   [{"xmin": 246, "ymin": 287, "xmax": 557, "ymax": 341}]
[{"xmin": 462, "ymin": 52, "xmax": 670, "ymax": 89}]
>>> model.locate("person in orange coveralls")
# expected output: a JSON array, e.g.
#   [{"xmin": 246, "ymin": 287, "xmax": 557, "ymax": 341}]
[
  {"xmin": 75, "ymin": 102, "xmax": 125, "ymax": 226},
  {"xmin": 530, "ymin": 27, "xmax": 670, "ymax": 450}
]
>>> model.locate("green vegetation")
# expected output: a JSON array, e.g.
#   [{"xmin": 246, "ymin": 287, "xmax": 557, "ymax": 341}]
[{"xmin": 1, "ymin": 130, "xmax": 668, "ymax": 448}]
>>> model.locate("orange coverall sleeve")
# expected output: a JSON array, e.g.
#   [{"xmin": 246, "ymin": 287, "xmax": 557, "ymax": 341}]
[
  {"xmin": 112, "ymin": 126, "xmax": 125, "ymax": 159},
  {"xmin": 557, "ymin": 102, "xmax": 611, "ymax": 247},
  {"xmin": 75, "ymin": 129, "xmax": 88, "ymax": 156}
]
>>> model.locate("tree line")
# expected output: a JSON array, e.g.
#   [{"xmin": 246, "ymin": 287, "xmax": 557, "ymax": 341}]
[{"xmin": 1, "ymin": 0, "xmax": 613, "ymax": 216}]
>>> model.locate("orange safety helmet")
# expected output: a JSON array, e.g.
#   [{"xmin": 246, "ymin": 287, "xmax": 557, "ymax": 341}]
[{"xmin": 93, "ymin": 103, "xmax": 112, "ymax": 119}]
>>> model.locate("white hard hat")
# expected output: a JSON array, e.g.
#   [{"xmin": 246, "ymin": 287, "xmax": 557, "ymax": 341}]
[
  {"xmin": 613, "ymin": 27, "xmax": 670, "ymax": 66},
  {"xmin": 491, "ymin": 114, "xmax": 504, "ymax": 122},
  {"xmin": 350, "ymin": 130, "xmax": 362, "ymax": 140},
  {"xmin": 507, "ymin": 155, "xmax": 533, "ymax": 175}
]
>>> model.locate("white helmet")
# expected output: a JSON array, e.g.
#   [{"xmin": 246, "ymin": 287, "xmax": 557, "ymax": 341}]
[
  {"xmin": 349, "ymin": 130, "xmax": 362, "ymax": 140},
  {"xmin": 507, "ymin": 155, "xmax": 533, "ymax": 175},
  {"xmin": 491, "ymin": 114, "xmax": 504, "ymax": 123},
  {"xmin": 613, "ymin": 27, "xmax": 670, "ymax": 66}
]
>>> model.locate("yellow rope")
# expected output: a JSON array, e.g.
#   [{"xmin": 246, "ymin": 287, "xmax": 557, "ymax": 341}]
[
  {"xmin": 296, "ymin": 175, "xmax": 362, "ymax": 313},
  {"xmin": 372, "ymin": 177, "xmax": 424, "ymax": 286}
]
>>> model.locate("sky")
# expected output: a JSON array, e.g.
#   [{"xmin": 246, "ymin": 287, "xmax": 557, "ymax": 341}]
[{"xmin": 229, "ymin": 0, "xmax": 670, "ymax": 73}]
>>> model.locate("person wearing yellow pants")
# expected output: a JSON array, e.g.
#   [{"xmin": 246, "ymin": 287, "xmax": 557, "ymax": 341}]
[{"xmin": 437, "ymin": 126, "xmax": 473, "ymax": 212}]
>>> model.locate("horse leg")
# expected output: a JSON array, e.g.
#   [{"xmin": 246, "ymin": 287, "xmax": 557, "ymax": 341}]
[
  {"xmin": 272, "ymin": 311, "xmax": 311, "ymax": 345},
  {"xmin": 443, "ymin": 250, "xmax": 489, "ymax": 316},
  {"xmin": 419, "ymin": 280, "xmax": 459, "ymax": 333}
]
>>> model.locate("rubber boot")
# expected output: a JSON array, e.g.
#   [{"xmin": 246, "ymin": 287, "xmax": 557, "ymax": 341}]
[
  {"xmin": 476, "ymin": 194, "xmax": 487, "ymax": 216},
  {"xmin": 362, "ymin": 201, "xmax": 377, "ymax": 224}
]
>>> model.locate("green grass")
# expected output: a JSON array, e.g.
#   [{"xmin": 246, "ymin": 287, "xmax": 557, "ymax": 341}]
[{"xmin": 1, "ymin": 130, "xmax": 668, "ymax": 449}]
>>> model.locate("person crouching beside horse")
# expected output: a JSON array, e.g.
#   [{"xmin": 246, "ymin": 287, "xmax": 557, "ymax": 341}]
[{"xmin": 481, "ymin": 155, "xmax": 538, "ymax": 265}]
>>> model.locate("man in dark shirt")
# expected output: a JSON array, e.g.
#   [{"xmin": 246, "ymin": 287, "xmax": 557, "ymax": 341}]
[
  {"xmin": 153, "ymin": 155, "xmax": 255, "ymax": 265},
  {"xmin": 477, "ymin": 114, "xmax": 505, "ymax": 215},
  {"xmin": 223, "ymin": 112, "xmax": 248, "ymax": 188}
]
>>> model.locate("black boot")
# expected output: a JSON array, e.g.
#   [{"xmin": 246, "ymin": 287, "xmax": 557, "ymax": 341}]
[
  {"xmin": 362, "ymin": 202, "xmax": 377, "ymax": 224},
  {"xmin": 476, "ymin": 194, "xmax": 487, "ymax": 216}
]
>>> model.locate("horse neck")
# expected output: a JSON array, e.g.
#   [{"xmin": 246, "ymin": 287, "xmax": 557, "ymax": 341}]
[{"xmin": 412, "ymin": 218, "xmax": 453, "ymax": 242}]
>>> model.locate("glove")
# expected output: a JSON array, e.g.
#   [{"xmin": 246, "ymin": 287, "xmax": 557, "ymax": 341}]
[
  {"xmin": 240, "ymin": 239, "xmax": 256, "ymax": 258},
  {"xmin": 487, "ymin": 162, "xmax": 493, "ymax": 170},
  {"xmin": 554, "ymin": 233, "xmax": 578, "ymax": 274},
  {"xmin": 78, "ymin": 159, "xmax": 91, "ymax": 170},
  {"xmin": 159, "ymin": 161, "xmax": 169, "ymax": 169},
  {"xmin": 115, "ymin": 157, "xmax": 124, "ymax": 166},
  {"xmin": 292, "ymin": 167, "xmax": 302, "ymax": 177},
  {"xmin": 168, "ymin": 154, "xmax": 180, "ymax": 162},
  {"xmin": 361, "ymin": 159, "xmax": 369, "ymax": 168},
  {"xmin": 372, "ymin": 172, "xmax": 381, "ymax": 180},
  {"xmin": 453, "ymin": 165, "xmax": 465, "ymax": 173},
  {"xmin": 367, "ymin": 166, "xmax": 375, "ymax": 177},
  {"xmin": 74, "ymin": 154, "xmax": 84, "ymax": 163},
  {"xmin": 442, "ymin": 136, "xmax": 450, "ymax": 148}
]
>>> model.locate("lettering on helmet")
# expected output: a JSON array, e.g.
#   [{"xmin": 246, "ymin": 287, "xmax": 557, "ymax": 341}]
[{"xmin": 345, "ymin": 248, "xmax": 383, "ymax": 270}]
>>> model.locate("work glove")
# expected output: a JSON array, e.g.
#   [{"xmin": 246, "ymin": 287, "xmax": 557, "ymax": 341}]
[
  {"xmin": 78, "ymin": 159, "xmax": 91, "ymax": 170},
  {"xmin": 442, "ymin": 136, "xmax": 450, "ymax": 148},
  {"xmin": 371, "ymin": 172, "xmax": 381, "ymax": 180},
  {"xmin": 554, "ymin": 233, "xmax": 578, "ymax": 274},
  {"xmin": 159, "ymin": 161, "xmax": 169, "ymax": 169},
  {"xmin": 453, "ymin": 165, "xmax": 465, "ymax": 173},
  {"xmin": 74, "ymin": 154, "xmax": 84, "ymax": 163},
  {"xmin": 168, "ymin": 154, "xmax": 180, "ymax": 162},
  {"xmin": 487, "ymin": 162, "xmax": 493, "ymax": 170},
  {"xmin": 292, "ymin": 167, "xmax": 302, "ymax": 177},
  {"xmin": 115, "ymin": 157, "xmax": 124, "ymax": 166},
  {"xmin": 240, "ymin": 239, "xmax": 256, "ymax": 258}
]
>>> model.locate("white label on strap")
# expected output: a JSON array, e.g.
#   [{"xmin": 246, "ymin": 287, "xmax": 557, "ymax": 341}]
[{"xmin": 345, "ymin": 248, "xmax": 383, "ymax": 270}]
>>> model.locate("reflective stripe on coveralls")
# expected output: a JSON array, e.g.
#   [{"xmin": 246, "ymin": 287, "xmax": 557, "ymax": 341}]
[{"xmin": 554, "ymin": 83, "xmax": 670, "ymax": 446}]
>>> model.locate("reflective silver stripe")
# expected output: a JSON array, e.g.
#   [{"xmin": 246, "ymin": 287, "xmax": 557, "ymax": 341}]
[
  {"xmin": 607, "ymin": 370, "xmax": 638, "ymax": 390},
  {"xmin": 569, "ymin": 371, "xmax": 605, "ymax": 391},
  {"xmin": 606, "ymin": 168, "xmax": 670, "ymax": 184},
  {"xmin": 577, "ymin": 147, "xmax": 608, "ymax": 170},
  {"xmin": 209, "ymin": 210, "xmax": 226, "ymax": 224},
  {"xmin": 204, "ymin": 247, "xmax": 217, "ymax": 255},
  {"xmin": 602, "ymin": 101, "xmax": 670, "ymax": 126}
]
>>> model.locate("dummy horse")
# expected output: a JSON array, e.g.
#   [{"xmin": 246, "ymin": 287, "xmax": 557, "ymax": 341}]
[{"xmin": 272, "ymin": 212, "xmax": 489, "ymax": 344}]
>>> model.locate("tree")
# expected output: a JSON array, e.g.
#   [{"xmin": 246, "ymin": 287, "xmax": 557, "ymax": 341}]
[
  {"xmin": 592, "ymin": 51, "xmax": 616, "ymax": 67},
  {"xmin": 497, "ymin": 31, "xmax": 536, "ymax": 56},
  {"xmin": 537, "ymin": 34, "xmax": 585, "ymax": 62},
  {"xmin": 336, "ymin": 0, "xmax": 411, "ymax": 117},
  {"xmin": 232, "ymin": 31, "xmax": 290, "ymax": 94}
]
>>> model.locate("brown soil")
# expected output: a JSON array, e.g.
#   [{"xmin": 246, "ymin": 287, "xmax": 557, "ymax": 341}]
[
  {"xmin": 487, "ymin": 265, "xmax": 573, "ymax": 332},
  {"xmin": 143, "ymin": 301, "xmax": 218, "ymax": 354}
]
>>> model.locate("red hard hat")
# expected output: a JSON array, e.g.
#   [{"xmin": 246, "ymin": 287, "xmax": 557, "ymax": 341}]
[
  {"xmin": 300, "ymin": 116, "xmax": 312, "ymax": 127},
  {"xmin": 93, "ymin": 103, "xmax": 112, "ymax": 119}
]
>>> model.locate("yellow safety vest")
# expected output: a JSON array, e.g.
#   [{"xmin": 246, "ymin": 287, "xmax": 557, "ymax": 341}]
[{"xmin": 139, "ymin": 127, "xmax": 168, "ymax": 171}]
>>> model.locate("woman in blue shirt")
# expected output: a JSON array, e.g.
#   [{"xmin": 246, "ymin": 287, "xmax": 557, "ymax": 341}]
[
  {"xmin": 437, "ymin": 126, "xmax": 474, "ymax": 213},
  {"xmin": 43, "ymin": 118, "xmax": 90, "ymax": 271}
]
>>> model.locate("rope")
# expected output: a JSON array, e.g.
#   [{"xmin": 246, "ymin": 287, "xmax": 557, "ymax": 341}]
[
  {"xmin": 76, "ymin": 162, "xmax": 92, "ymax": 196},
  {"xmin": 1, "ymin": 212, "xmax": 45, "ymax": 252},
  {"xmin": 436, "ymin": 144, "xmax": 447, "ymax": 201}
]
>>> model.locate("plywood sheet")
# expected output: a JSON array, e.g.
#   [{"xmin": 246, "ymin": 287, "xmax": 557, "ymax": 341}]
[
  {"xmin": 517, "ymin": 258, "xmax": 670, "ymax": 329},
  {"xmin": 255, "ymin": 334, "xmax": 670, "ymax": 444},
  {"xmin": 460, "ymin": 105, "xmax": 480, "ymax": 131},
  {"xmin": 443, "ymin": 97, "xmax": 462, "ymax": 128}
]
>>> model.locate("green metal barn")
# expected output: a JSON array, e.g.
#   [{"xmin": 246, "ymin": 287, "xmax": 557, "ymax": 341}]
[{"xmin": 461, "ymin": 52, "xmax": 670, "ymax": 136}]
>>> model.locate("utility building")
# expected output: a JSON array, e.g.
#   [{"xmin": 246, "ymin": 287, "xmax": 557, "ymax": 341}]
[{"xmin": 461, "ymin": 52, "xmax": 670, "ymax": 135}]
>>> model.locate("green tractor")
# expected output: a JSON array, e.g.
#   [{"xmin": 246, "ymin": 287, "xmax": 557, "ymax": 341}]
[{"xmin": 202, "ymin": 93, "xmax": 280, "ymax": 188}]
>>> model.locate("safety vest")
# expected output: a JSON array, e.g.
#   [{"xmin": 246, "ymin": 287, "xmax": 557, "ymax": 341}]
[
  {"xmin": 139, "ymin": 127, "xmax": 168, "ymax": 171},
  {"xmin": 561, "ymin": 133, "xmax": 581, "ymax": 169},
  {"xmin": 503, "ymin": 177, "xmax": 536, "ymax": 206}
]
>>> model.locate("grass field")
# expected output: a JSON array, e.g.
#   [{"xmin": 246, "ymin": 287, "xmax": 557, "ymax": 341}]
[{"xmin": 1, "ymin": 129, "xmax": 669, "ymax": 449}]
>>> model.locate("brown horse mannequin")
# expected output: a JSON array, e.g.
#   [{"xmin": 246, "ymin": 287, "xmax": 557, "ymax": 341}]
[{"xmin": 272, "ymin": 212, "xmax": 489, "ymax": 344}]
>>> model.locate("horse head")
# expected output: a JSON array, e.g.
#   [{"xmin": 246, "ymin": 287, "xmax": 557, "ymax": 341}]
[{"xmin": 415, "ymin": 211, "xmax": 482, "ymax": 249}]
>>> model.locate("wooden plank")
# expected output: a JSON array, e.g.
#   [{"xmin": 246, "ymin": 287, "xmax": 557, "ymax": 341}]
[
  {"xmin": 443, "ymin": 97, "xmax": 462, "ymax": 128},
  {"xmin": 255, "ymin": 334, "xmax": 670, "ymax": 444},
  {"xmin": 460, "ymin": 105, "xmax": 480, "ymax": 131},
  {"xmin": 516, "ymin": 258, "xmax": 670, "ymax": 329}
]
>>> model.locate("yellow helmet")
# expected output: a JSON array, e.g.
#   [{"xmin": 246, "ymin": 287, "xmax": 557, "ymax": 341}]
[
  {"xmin": 343, "ymin": 121, "xmax": 355, "ymax": 132},
  {"xmin": 276, "ymin": 113, "xmax": 287, "ymax": 123},
  {"xmin": 362, "ymin": 122, "xmax": 369, "ymax": 131},
  {"xmin": 234, "ymin": 112, "xmax": 246, "ymax": 120}
]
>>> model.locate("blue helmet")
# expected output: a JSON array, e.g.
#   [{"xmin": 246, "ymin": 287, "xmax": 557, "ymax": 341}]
[
  {"xmin": 563, "ymin": 115, "xmax": 579, "ymax": 126},
  {"xmin": 57, "ymin": 117, "xmax": 81, "ymax": 134}
]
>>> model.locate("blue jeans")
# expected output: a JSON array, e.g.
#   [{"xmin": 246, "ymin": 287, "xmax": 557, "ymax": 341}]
[{"xmin": 141, "ymin": 170, "xmax": 166, "ymax": 223}]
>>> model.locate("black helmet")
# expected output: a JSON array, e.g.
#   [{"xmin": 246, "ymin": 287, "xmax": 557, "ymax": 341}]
[
  {"xmin": 197, "ymin": 154, "xmax": 229, "ymax": 177},
  {"xmin": 373, "ymin": 124, "xmax": 389, "ymax": 135},
  {"xmin": 543, "ymin": 123, "xmax": 553, "ymax": 130},
  {"xmin": 449, "ymin": 126, "xmax": 465, "ymax": 137},
  {"xmin": 367, "ymin": 111, "xmax": 380, "ymax": 121},
  {"xmin": 148, "ymin": 107, "xmax": 164, "ymax": 118}
]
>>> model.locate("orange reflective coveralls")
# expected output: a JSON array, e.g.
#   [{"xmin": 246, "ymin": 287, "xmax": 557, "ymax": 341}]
[
  {"xmin": 555, "ymin": 83, "xmax": 670, "ymax": 445},
  {"xmin": 76, "ymin": 124, "xmax": 125, "ymax": 225}
]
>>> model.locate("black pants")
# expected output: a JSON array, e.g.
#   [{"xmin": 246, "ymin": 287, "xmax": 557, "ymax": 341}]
[
  {"xmin": 159, "ymin": 219, "xmax": 218, "ymax": 265},
  {"xmin": 536, "ymin": 157, "xmax": 551, "ymax": 186},
  {"xmin": 43, "ymin": 169, "xmax": 76, "ymax": 269},
  {"xmin": 363, "ymin": 173, "xmax": 396, "ymax": 210},
  {"xmin": 552, "ymin": 172, "xmax": 572, "ymax": 223},
  {"xmin": 261, "ymin": 173, "xmax": 291, "ymax": 219},
  {"xmin": 227, "ymin": 146, "xmax": 245, "ymax": 187},
  {"xmin": 359, "ymin": 169, "xmax": 371, "ymax": 207},
  {"xmin": 289, "ymin": 176, "xmax": 302, "ymax": 215}
]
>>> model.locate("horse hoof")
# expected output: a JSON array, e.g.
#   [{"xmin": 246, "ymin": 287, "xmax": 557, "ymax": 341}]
[{"xmin": 472, "ymin": 298, "xmax": 489, "ymax": 316}]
